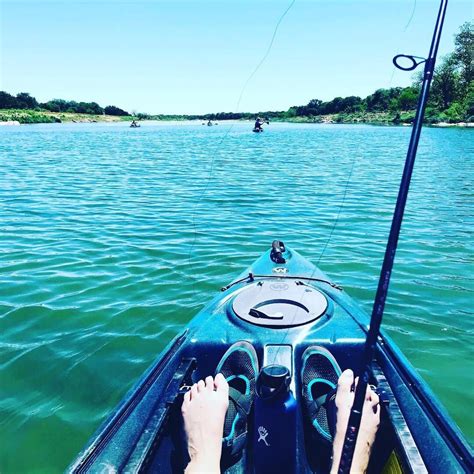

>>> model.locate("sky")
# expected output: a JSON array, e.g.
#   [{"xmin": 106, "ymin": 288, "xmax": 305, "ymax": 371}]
[{"xmin": 0, "ymin": 0, "xmax": 472, "ymax": 115}]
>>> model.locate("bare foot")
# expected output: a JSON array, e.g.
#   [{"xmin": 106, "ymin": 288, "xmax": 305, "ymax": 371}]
[
  {"xmin": 181, "ymin": 373, "xmax": 229, "ymax": 473},
  {"xmin": 330, "ymin": 369, "xmax": 380, "ymax": 474}
]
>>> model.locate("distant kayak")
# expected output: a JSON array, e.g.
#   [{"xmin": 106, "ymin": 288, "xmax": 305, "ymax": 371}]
[{"xmin": 253, "ymin": 128, "xmax": 264, "ymax": 133}]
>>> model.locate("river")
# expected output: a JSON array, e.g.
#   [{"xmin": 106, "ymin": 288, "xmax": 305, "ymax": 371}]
[{"xmin": 0, "ymin": 121, "xmax": 472, "ymax": 472}]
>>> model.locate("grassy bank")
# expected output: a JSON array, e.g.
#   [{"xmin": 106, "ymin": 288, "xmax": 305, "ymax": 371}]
[
  {"xmin": 0, "ymin": 109, "xmax": 133, "ymax": 124},
  {"xmin": 276, "ymin": 111, "xmax": 398, "ymax": 125},
  {"xmin": 2, "ymin": 108, "xmax": 472, "ymax": 127},
  {"xmin": 272, "ymin": 111, "xmax": 473, "ymax": 127}
]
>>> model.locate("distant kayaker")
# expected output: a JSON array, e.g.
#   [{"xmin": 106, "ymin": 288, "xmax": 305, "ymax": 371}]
[
  {"xmin": 254, "ymin": 116, "xmax": 264, "ymax": 131},
  {"xmin": 180, "ymin": 342, "xmax": 380, "ymax": 473}
]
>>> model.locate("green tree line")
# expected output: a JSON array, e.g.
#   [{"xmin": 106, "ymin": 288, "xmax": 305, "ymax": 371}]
[
  {"xmin": 0, "ymin": 92, "xmax": 130, "ymax": 116},
  {"xmin": 182, "ymin": 22, "xmax": 472, "ymax": 124},
  {"xmin": 1, "ymin": 22, "xmax": 471, "ymax": 124},
  {"xmin": 178, "ymin": 22, "xmax": 473, "ymax": 124},
  {"xmin": 281, "ymin": 21, "xmax": 472, "ymax": 123}
]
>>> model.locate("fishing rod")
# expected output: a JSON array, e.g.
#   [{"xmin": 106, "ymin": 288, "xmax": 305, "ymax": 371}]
[{"xmin": 337, "ymin": 0, "xmax": 449, "ymax": 472}]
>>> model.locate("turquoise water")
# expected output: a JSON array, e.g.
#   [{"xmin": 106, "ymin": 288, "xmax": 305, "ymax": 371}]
[{"xmin": 0, "ymin": 122, "xmax": 472, "ymax": 472}]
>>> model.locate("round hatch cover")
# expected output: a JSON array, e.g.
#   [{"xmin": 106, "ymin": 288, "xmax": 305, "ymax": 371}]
[{"xmin": 232, "ymin": 280, "xmax": 328, "ymax": 327}]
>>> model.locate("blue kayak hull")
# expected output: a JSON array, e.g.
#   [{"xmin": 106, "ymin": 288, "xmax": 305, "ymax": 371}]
[{"xmin": 69, "ymin": 245, "xmax": 473, "ymax": 473}]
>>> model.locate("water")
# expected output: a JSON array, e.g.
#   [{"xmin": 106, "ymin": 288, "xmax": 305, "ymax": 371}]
[{"xmin": 0, "ymin": 122, "xmax": 472, "ymax": 472}]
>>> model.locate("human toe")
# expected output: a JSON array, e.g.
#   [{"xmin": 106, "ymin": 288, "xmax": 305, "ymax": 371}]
[
  {"xmin": 214, "ymin": 373, "xmax": 229, "ymax": 390},
  {"xmin": 183, "ymin": 388, "xmax": 191, "ymax": 405},
  {"xmin": 214, "ymin": 373, "xmax": 229, "ymax": 395},
  {"xmin": 336, "ymin": 370, "xmax": 355, "ymax": 410},
  {"xmin": 181, "ymin": 390, "xmax": 191, "ymax": 416},
  {"xmin": 205, "ymin": 375, "xmax": 214, "ymax": 391},
  {"xmin": 337, "ymin": 369, "xmax": 354, "ymax": 393},
  {"xmin": 197, "ymin": 379, "xmax": 205, "ymax": 392}
]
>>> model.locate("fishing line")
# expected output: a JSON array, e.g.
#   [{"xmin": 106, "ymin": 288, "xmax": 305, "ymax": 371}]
[
  {"xmin": 318, "ymin": 0, "xmax": 419, "ymax": 266},
  {"xmin": 270, "ymin": 0, "xmax": 420, "ymax": 366},
  {"xmin": 388, "ymin": 0, "xmax": 418, "ymax": 88},
  {"xmin": 190, "ymin": 0, "xmax": 415, "ymax": 374},
  {"xmin": 235, "ymin": 0, "xmax": 296, "ymax": 113},
  {"xmin": 266, "ymin": 153, "xmax": 359, "ymax": 370},
  {"xmin": 316, "ymin": 154, "xmax": 358, "ymax": 265},
  {"xmin": 187, "ymin": 0, "xmax": 297, "ymax": 296},
  {"xmin": 404, "ymin": 0, "xmax": 417, "ymax": 32}
]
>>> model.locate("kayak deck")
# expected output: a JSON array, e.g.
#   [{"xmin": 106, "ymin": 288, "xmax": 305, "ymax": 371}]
[{"xmin": 70, "ymin": 245, "xmax": 473, "ymax": 473}]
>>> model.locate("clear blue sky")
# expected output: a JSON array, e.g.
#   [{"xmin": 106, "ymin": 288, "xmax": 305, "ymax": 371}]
[{"xmin": 0, "ymin": 0, "xmax": 471, "ymax": 115}]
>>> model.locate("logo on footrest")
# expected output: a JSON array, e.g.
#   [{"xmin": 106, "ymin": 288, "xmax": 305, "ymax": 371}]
[{"xmin": 257, "ymin": 426, "xmax": 270, "ymax": 446}]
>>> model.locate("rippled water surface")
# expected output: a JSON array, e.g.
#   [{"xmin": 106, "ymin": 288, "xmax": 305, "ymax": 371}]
[{"xmin": 0, "ymin": 122, "xmax": 472, "ymax": 472}]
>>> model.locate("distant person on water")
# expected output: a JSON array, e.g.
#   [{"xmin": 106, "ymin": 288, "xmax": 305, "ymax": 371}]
[
  {"xmin": 254, "ymin": 116, "xmax": 264, "ymax": 131},
  {"xmin": 181, "ymin": 342, "xmax": 380, "ymax": 473}
]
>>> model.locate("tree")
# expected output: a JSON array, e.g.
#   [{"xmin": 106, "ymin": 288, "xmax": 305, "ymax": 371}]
[
  {"xmin": 104, "ymin": 105, "xmax": 129, "ymax": 116},
  {"xmin": 431, "ymin": 55, "xmax": 459, "ymax": 109},
  {"xmin": 0, "ymin": 91, "xmax": 18, "ymax": 109},
  {"xmin": 365, "ymin": 88, "xmax": 402, "ymax": 112},
  {"xmin": 452, "ymin": 21, "xmax": 473, "ymax": 94},
  {"xmin": 324, "ymin": 97, "xmax": 345, "ymax": 114},
  {"xmin": 444, "ymin": 102, "xmax": 464, "ymax": 122},
  {"xmin": 75, "ymin": 101, "xmax": 103, "ymax": 114},
  {"xmin": 340, "ymin": 96, "xmax": 363, "ymax": 113},
  {"xmin": 397, "ymin": 87, "xmax": 419, "ymax": 110},
  {"xmin": 464, "ymin": 81, "xmax": 474, "ymax": 120},
  {"xmin": 303, "ymin": 99, "xmax": 322, "ymax": 116},
  {"xmin": 42, "ymin": 99, "xmax": 72, "ymax": 112},
  {"xmin": 15, "ymin": 92, "xmax": 38, "ymax": 109}
]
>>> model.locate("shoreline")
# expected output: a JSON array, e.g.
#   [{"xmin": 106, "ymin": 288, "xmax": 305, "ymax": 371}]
[
  {"xmin": 0, "ymin": 110, "xmax": 130, "ymax": 125},
  {"xmin": 277, "ymin": 114, "xmax": 474, "ymax": 128},
  {"xmin": 0, "ymin": 109, "xmax": 472, "ymax": 128}
]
